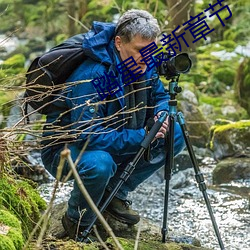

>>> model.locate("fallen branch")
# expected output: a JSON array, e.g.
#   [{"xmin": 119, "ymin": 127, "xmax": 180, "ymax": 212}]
[{"xmin": 62, "ymin": 148, "xmax": 124, "ymax": 250}]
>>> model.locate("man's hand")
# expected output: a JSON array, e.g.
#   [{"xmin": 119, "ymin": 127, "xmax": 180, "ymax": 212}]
[{"xmin": 154, "ymin": 111, "xmax": 169, "ymax": 139}]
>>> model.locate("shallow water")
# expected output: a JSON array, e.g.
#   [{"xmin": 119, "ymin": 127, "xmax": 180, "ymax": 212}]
[{"xmin": 38, "ymin": 157, "xmax": 250, "ymax": 250}]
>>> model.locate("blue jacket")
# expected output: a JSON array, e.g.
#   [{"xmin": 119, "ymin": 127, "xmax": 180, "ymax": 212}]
[{"xmin": 44, "ymin": 21, "xmax": 170, "ymax": 156}]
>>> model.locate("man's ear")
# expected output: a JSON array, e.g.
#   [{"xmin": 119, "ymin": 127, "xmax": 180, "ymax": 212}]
[{"xmin": 115, "ymin": 36, "xmax": 122, "ymax": 51}]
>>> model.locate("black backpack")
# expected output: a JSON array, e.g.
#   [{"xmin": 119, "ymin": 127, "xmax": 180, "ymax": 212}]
[{"xmin": 24, "ymin": 34, "xmax": 87, "ymax": 115}]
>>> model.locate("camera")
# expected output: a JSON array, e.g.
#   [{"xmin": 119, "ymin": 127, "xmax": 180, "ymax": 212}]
[{"xmin": 156, "ymin": 52, "xmax": 192, "ymax": 79}]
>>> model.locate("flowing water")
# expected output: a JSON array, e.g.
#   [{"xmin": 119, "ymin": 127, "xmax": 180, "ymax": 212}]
[{"xmin": 38, "ymin": 156, "xmax": 250, "ymax": 250}]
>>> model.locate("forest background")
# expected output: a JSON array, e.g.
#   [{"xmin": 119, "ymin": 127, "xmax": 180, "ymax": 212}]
[{"xmin": 0, "ymin": 0, "xmax": 250, "ymax": 125}]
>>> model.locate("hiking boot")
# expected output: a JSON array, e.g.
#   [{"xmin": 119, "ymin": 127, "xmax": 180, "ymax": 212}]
[
  {"xmin": 61, "ymin": 213, "xmax": 97, "ymax": 243},
  {"xmin": 105, "ymin": 196, "xmax": 140, "ymax": 225}
]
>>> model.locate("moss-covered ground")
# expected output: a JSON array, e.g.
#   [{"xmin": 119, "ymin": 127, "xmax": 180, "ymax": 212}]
[{"xmin": 0, "ymin": 174, "xmax": 47, "ymax": 249}]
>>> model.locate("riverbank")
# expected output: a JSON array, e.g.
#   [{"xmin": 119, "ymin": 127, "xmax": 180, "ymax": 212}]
[{"xmin": 38, "ymin": 155, "xmax": 250, "ymax": 250}]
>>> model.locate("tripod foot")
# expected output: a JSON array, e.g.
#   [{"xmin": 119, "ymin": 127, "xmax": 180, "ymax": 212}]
[{"xmin": 161, "ymin": 227, "xmax": 168, "ymax": 243}]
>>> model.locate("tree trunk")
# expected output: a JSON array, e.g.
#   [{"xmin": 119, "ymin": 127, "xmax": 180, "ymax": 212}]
[
  {"xmin": 167, "ymin": 0, "xmax": 196, "ymax": 54},
  {"xmin": 67, "ymin": 0, "xmax": 76, "ymax": 36},
  {"xmin": 78, "ymin": 0, "xmax": 88, "ymax": 20}
]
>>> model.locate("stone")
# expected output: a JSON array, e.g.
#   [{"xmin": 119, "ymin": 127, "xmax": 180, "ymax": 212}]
[
  {"xmin": 213, "ymin": 157, "xmax": 250, "ymax": 184},
  {"xmin": 44, "ymin": 202, "xmax": 211, "ymax": 250},
  {"xmin": 209, "ymin": 120, "xmax": 250, "ymax": 160},
  {"xmin": 179, "ymin": 100, "xmax": 211, "ymax": 148}
]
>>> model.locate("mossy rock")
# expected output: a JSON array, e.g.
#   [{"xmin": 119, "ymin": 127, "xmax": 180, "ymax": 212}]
[
  {"xmin": 0, "ymin": 209, "xmax": 24, "ymax": 250},
  {"xmin": 213, "ymin": 157, "xmax": 250, "ymax": 184},
  {"xmin": 0, "ymin": 174, "xmax": 47, "ymax": 239},
  {"xmin": 209, "ymin": 120, "xmax": 250, "ymax": 160},
  {"xmin": 199, "ymin": 92, "xmax": 249, "ymax": 122},
  {"xmin": 212, "ymin": 67, "xmax": 235, "ymax": 86},
  {"xmin": 28, "ymin": 237, "xmax": 211, "ymax": 250},
  {"xmin": 44, "ymin": 202, "xmax": 211, "ymax": 250},
  {"xmin": 106, "ymin": 237, "xmax": 210, "ymax": 250}
]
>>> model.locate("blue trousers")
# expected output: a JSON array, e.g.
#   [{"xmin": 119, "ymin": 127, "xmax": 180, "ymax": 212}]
[{"xmin": 41, "ymin": 123, "xmax": 185, "ymax": 226}]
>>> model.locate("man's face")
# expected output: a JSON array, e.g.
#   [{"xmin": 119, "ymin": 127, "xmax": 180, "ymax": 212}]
[{"xmin": 115, "ymin": 35, "xmax": 156, "ymax": 74}]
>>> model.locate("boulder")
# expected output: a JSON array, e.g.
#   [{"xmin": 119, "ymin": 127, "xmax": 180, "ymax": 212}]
[
  {"xmin": 209, "ymin": 120, "xmax": 250, "ymax": 160},
  {"xmin": 213, "ymin": 157, "xmax": 250, "ymax": 184},
  {"xmin": 42, "ymin": 202, "xmax": 211, "ymax": 250},
  {"xmin": 179, "ymin": 100, "xmax": 211, "ymax": 148}
]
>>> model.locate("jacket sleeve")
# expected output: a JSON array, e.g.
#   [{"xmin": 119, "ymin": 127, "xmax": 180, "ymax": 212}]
[
  {"xmin": 65, "ymin": 63, "xmax": 146, "ymax": 156},
  {"xmin": 149, "ymin": 70, "xmax": 170, "ymax": 115}
]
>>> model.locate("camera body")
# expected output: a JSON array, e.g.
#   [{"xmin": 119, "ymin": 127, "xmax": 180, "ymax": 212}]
[{"xmin": 157, "ymin": 52, "xmax": 192, "ymax": 80}]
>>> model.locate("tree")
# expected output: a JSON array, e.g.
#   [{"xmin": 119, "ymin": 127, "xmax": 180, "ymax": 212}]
[{"xmin": 166, "ymin": 0, "xmax": 196, "ymax": 54}]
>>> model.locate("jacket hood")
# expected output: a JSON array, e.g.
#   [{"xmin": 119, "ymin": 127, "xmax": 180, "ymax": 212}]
[{"xmin": 82, "ymin": 21, "xmax": 116, "ymax": 65}]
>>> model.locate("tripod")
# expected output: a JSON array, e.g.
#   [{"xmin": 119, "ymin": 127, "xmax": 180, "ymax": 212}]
[
  {"xmin": 82, "ymin": 77, "xmax": 225, "ymax": 250},
  {"xmin": 81, "ymin": 111, "xmax": 168, "ymax": 241},
  {"xmin": 162, "ymin": 77, "xmax": 225, "ymax": 249}
]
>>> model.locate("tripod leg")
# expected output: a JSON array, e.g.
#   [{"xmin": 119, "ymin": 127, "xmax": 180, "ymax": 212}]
[
  {"xmin": 177, "ymin": 112, "xmax": 225, "ymax": 250},
  {"xmin": 81, "ymin": 112, "xmax": 168, "ymax": 241},
  {"xmin": 162, "ymin": 114, "xmax": 175, "ymax": 243}
]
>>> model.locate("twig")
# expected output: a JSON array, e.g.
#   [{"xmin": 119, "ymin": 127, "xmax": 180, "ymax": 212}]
[
  {"xmin": 61, "ymin": 148, "xmax": 124, "ymax": 250},
  {"xmin": 68, "ymin": 14, "xmax": 90, "ymax": 31},
  {"xmin": 93, "ymin": 225, "xmax": 110, "ymax": 250},
  {"xmin": 134, "ymin": 219, "xmax": 142, "ymax": 250}
]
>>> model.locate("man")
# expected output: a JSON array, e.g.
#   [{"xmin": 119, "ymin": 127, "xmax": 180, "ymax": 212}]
[{"xmin": 41, "ymin": 9, "xmax": 185, "ymax": 241}]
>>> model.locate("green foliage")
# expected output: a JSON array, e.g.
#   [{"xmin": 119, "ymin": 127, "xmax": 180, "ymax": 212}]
[{"xmin": 189, "ymin": 40, "xmax": 241, "ymax": 95}]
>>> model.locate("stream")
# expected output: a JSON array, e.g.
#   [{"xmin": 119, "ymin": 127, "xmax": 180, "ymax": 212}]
[{"xmin": 38, "ymin": 155, "xmax": 250, "ymax": 250}]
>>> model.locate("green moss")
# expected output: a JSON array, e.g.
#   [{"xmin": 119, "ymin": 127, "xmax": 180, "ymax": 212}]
[
  {"xmin": 0, "ymin": 235, "xmax": 16, "ymax": 250},
  {"xmin": 218, "ymin": 40, "xmax": 237, "ymax": 52},
  {"xmin": 7, "ymin": 228, "xmax": 24, "ymax": 249},
  {"xmin": 1, "ymin": 54, "xmax": 25, "ymax": 69},
  {"xmin": 0, "ymin": 54, "xmax": 26, "ymax": 86},
  {"xmin": 0, "ymin": 209, "xmax": 21, "ymax": 229},
  {"xmin": 106, "ymin": 237, "xmax": 208, "ymax": 250},
  {"xmin": 0, "ymin": 209, "xmax": 24, "ymax": 249},
  {"xmin": 199, "ymin": 95, "xmax": 224, "ymax": 107},
  {"xmin": 209, "ymin": 120, "xmax": 250, "ymax": 151},
  {"xmin": 213, "ymin": 120, "xmax": 250, "ymax": 133},
  {"xmin": 213, "ymin": 67, "xmax": 235, "ymax": 86},
  {"xmin": 0, "ymin": 175, "xmax": 47, "ymax": 239}
]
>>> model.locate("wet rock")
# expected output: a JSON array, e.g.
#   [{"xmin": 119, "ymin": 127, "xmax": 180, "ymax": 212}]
[
  {"xmin": 170, "ymin": 168, "xmax": 193, "ymax": 189},
  {"xmin": 46, "ymin": 202, "xmax": 210, "ymax": 250},
  {"xmin": 12, "ymin": 150, "xmax": 51, "ymax": 183},
  {"xmin": 213, "ymin": 157, "xmax": 250, "ymax": 184},
  {"xmin": 179, "ymin": 100, "xmax": 211, "ymax": 148}
]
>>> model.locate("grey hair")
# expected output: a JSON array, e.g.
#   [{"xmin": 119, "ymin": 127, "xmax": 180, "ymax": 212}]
[{"xmin": 115, "ymin": 9, "xmax": 160, "ymax": 43}]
